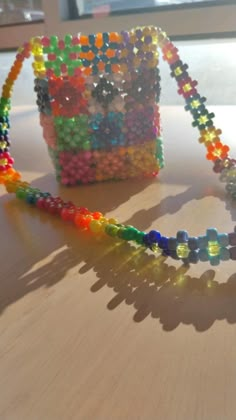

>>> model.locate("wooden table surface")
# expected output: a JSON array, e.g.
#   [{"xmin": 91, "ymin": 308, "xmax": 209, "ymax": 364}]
[{"xmin": 1, "ymin": 105, "xmax": 236, "ymax": 420}]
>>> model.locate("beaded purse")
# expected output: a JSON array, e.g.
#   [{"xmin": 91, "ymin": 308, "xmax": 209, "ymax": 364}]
[
  {"xmin": 1, "ymin": 26, "xmax": 236, "ymax": 266},
  {"xmin": 33, "ymin": 27, "xmax": 163, "ymax": 185}
]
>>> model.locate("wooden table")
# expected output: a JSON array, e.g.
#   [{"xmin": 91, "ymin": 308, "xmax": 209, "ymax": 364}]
[{"xmin": 0, "ymin": 105, "xmax": 236, "ymax": 420}]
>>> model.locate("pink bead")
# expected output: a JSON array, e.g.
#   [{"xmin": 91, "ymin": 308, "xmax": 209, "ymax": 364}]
[
  {"xmin": 61, "ymin": 63, "xmax": 67, "ymax": 73},
  {"xmin": 46, "ymin": 69, "xmax": 54, "ymax": 77},
  {"xmin": 58, "ymin": 40, "xmax": 65, "ymax": 50},
  {"xmin": 48, "ymin": 53, "xmax": 56, "ymax": 61},
  {"xmin": 72, "ymin": 36, "xmax": 80, "ymax": 45},
  {"xmin": 41, "ymin": 36, "xmax": 50, "ymax": 47}
]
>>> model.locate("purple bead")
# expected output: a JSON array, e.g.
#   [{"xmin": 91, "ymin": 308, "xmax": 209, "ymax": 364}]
[
  {"xmin": 229, "ymin": 232, "xmax": 236, "ymax": 246},
  {"xmin": 145, "ymin": 35, "xmax": 152, "ymax": 44},
  {"xmin": 230, "ymin": 246, "xmax": 236, "ymax": 260},
  {"xmin": 121, "ymin": 31, "xmax": 129, "ymax": 43}
]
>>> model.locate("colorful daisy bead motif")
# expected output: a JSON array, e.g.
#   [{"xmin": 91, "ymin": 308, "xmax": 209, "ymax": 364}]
[
  {"xmin": 198, "ymin": 228, "xmax": 230, "ymax": 266},
  {"xmin": 42, "ymin": 34, "xmax": 82, "ymax": 77},
  {"xmin": 86, "ymin": 74, "xmax": 124, "ymax": 114},
  {"xmin": 49, "ymin": 75, "xmax": 87, "ymax": 117},
  {"xmin": 124, "ymin": 106, "xmax": 158, "ymax": 145},
  {"xmin": 199, "ymin": 126, "xmax": 222, "ymax": 146},
  {"xmin": 119, "ymin": 27, "xmax": 158, "ymax": 73},
  {"xmin": 192, "ymin": 109, "xmax": 215, "ymax": 130},
  {"xmin": 185, "ymin": 94, "xmax": 206, "ymax": 115},
  {"xmin": 206, "ymin": 141, "xmax": 230, "ymax": 161},
  {"xmin": 89, "ymin": 112, "xmax": 124, "ymax": 149},
  {"xmin": 80, "ymin": 32, "xmax": 120, "ymax": 75},
  {"xmin": 123, "ymin": 68, "xmax": 161, "ymax": 109},
  {"xmin": 54, "ymin": 115, "xmax": 91, "ymax": 151}
]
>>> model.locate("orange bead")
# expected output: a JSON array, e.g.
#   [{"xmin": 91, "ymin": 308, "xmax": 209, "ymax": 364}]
[
  {"xmin": 98, "ymin": 62, "xmax": 105, "ymax": 71},
  {"xmin": 86, "ymin": 51, "xmax": 95, "ymax": 61},
  {"xmin": 111, "ymin": 64, "xmax": 120, "ymax": 73},
  {"xmin": 106, "ymin": 49, "xmax": 115, "ymax": 58},
  {"xmin": 80, "ymin": 35, "xmax": 89, "ymax": 46},
  {"xmin": 109, "ymin": 32, "xmax": 120, "ymax": 43},
  {"xmin": 83, "ymin": 67, "xmax": 92, "ymax": 76},
  {"xmin": 92, "ymin": 211, "xmax": 103, "ymax": 220},
  {"xmin": 74, "ymin": 213, "xmax": 93, "ymax": 229},
  {"xmin": 95, "ymin": 34, "xmax": 103, "ymax": 49}
]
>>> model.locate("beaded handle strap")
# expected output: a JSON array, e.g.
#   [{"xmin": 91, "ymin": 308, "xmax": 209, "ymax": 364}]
[{"xmin": 0, "ymin": 27, "xmax": 235, "ymax": 266}]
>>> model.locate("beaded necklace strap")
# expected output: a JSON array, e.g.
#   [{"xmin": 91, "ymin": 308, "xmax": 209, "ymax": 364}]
[{"xmin": 1, "ymin": 27, "xmax": 235, "ymax": 266}]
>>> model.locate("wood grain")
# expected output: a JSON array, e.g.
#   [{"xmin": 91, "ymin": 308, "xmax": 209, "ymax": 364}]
[{"xmin": 0, "ymin": 105, "xmax": 236, "ymax": 420}]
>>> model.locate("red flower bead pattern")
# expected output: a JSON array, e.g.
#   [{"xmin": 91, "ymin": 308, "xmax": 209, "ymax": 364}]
[
  {"xmin": 49, "ymin": 75, "xmax": 87, "ymax": 117},
  {"xmin": 206, "ymin": 141, "xmax": 230, "ymax": 161},
  {"xmin": 178, "ymin": 77, "xmax": 198, "ymax": 98}
]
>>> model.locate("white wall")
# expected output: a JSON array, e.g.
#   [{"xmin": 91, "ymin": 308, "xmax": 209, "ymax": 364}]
[{"xmin": 0, "ymin": 0, "xmax": 236, "ymax": 49}]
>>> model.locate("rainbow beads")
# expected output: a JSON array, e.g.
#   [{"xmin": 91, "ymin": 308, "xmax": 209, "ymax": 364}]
[
  {"xmin": 31, "ymin": 28, "xmax": 164, "ymax": 185},
  {"xmin": 1, "ymin": 26, "xmax": 236, "ymax": 265}
]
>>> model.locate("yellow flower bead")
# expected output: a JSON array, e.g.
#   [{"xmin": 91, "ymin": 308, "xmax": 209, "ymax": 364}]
[
  {"xmin": 108, "ymin": 218, "xmax": 118, "ymax": 225},
  {"xmin": 89, "ymin": 220, "xmax": 103, "ymax": 234}
]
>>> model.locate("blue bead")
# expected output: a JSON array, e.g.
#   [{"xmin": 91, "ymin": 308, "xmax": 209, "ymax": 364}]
[
  {"xmin": 105, "ymin": 64, "xmax": 111, "ymax": 73},
  {"xmin": 198, "ymin": 235, "xmax": 208, "ymax": 249},
  {"xmin": 168, "ymin": 237, "xmax": 177, "ymax": 251},
  {"xmin": 109, "ymin": 42, "xmax": 118, "ymax": 49},
  {"xmin": 83, "ymin": 59, "xmax": 90, "ymax": 67},
  {"xmin": 100, "ymin": 55, "xmax": 108, "ymax": 63},
  {"xmin": 209, "ymin": 256, "xmax": 220, "ymax": 266},
  {"xmin": 188, "ymin": 251, "xmax": 199, "ymax": 264},
  {"xmin": 148, "ymin": 230, "xmax": 161, "ymax": 243},
  {"xmin": 218, "ymin": 233, "xmax": 229, "ymax": 247},
  {"xmin": 162, "ymin": 249, "xmax": 171, "ymax": 257},
  {"xmin": 81, "ymin": 45, "xmax": 90, "ymax": 52},
  {"xmin": 143, "ymin": 234, "xmax": 152, "ymax": 247},
  {"xmin": 159, "ymin": 236, "xmax": 168, "ymax": 250},
  {"xmin": 89, "ymin": 34, "xmax": 96, "ymax": 44},
  {"xmin": 206, "ymin": 228, "xmax": 218, "ymax": 241},
  {"xmin": 169, "ymin": 250, "xmax": 179, "ymax": 260},
  {"xmin": 26, "ymin": 194, "xmax": 35, "ymax": 204},
  {"xmin": 92, "ymin": 66, "xmax": 99, "ymax": 75},
  {"xmin": 199, "ymin": 249, "xmax": 208, "ymax": 262},
  {"xmin": 101, "ymin": 44, "xmax": 108, "ymax": 53},
  {"xmin": 188, "ymin": 237, "xmax": 199, "ymax": 250},
  {"xmin": 91, "ymin": 46, "xmax": 98, "ymax": 54},
  {"xmin": 111, "ymin": 56, "xmax": 119, "ymax": 64},
  {"xmin": 176, "ymin": 230, "xmax": 188, "ymax": 242},
  {"xmin": 93, "ymin": 56, "xmax": 100, "ymax": 64},
  {"xmin": 102, "ymin": 32, "xmax": 109, "ymax": 43},
  {"xmin": 220, "ymin": 248, "xmax": 230, "ymax": 261}
]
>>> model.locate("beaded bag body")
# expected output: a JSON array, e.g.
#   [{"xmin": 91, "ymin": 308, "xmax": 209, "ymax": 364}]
[{"xmin": 33, "ymin": 27, "xmax": 163, "ymax": 186}]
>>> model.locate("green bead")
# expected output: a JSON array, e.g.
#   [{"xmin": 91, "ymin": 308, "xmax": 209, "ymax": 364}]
[
  {"xmin": 135, "ymin": 231, "xmax": 145, "ymax": 244},
  {"xmin": 50, "ymin": 35, "xmax": 58, "ymax": 46},
  {"xmin": 64, "ymin": 34, "xmax": 72, "ymax": 45},
  {"xmin": 16, "ymin": 188, "xmax": 26, "ymax": 199},
  {"xmin": 105, "ymin": 224, "xmax": 120, "ymax": 237},
  {"xmin": 120, "ymin": 226, "xmax": 138, "ymax": 241}
]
